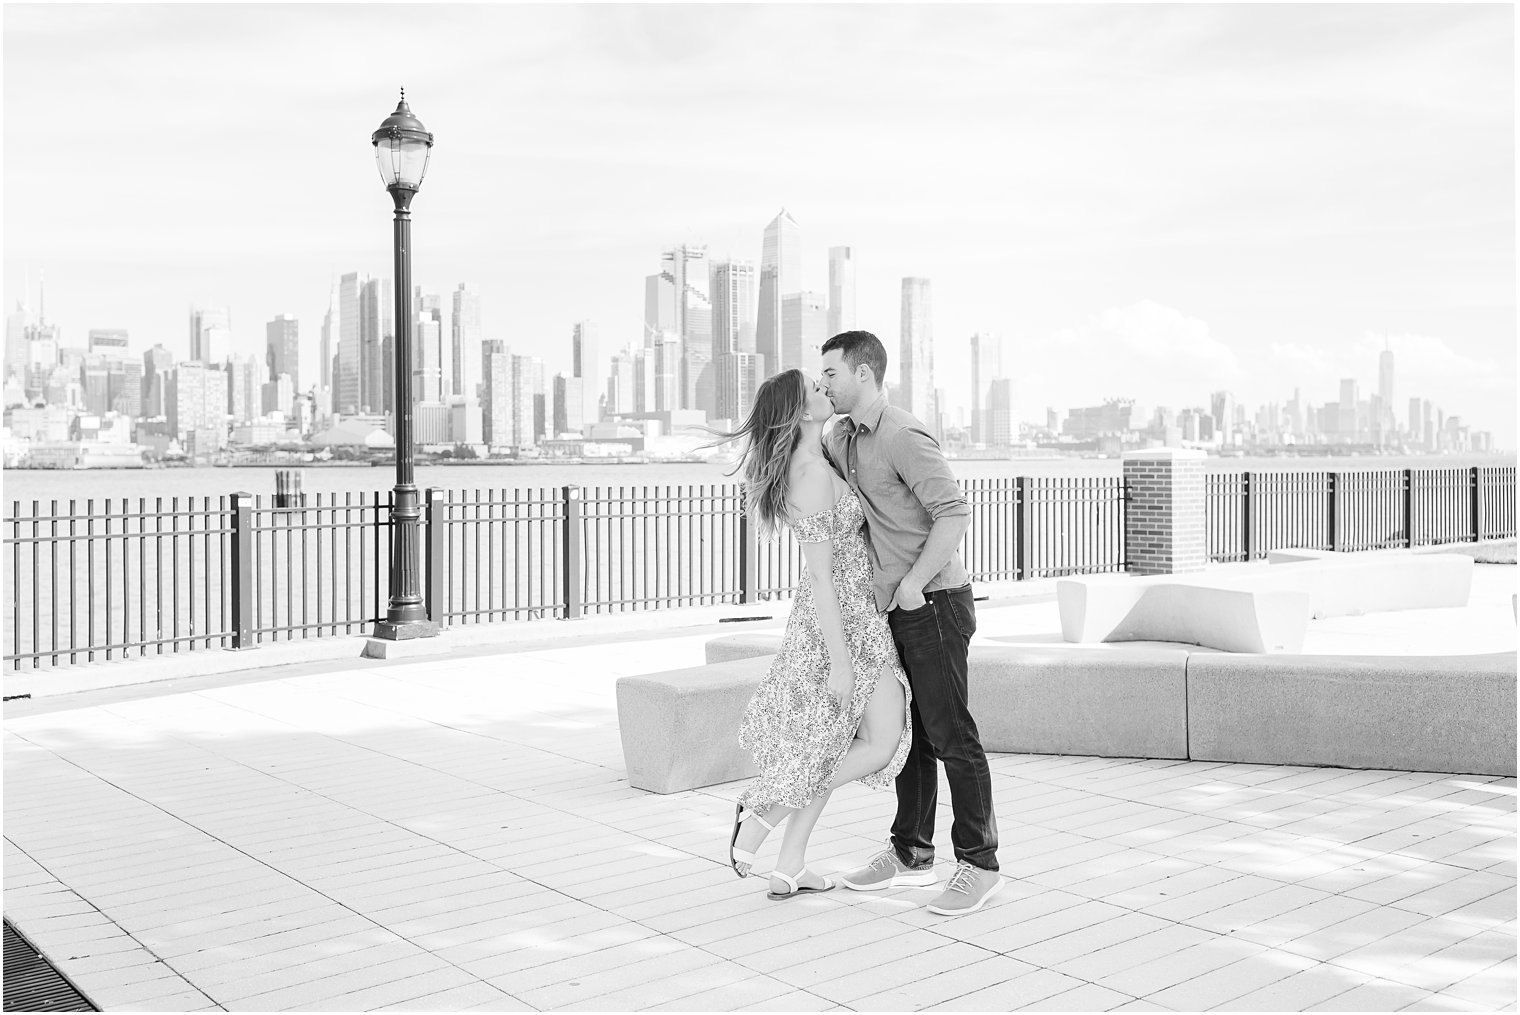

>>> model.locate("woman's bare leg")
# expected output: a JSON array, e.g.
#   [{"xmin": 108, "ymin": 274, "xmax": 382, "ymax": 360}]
[{"xmin": 769, "ymin": 673, "xmax": 908, "ymax": 892}]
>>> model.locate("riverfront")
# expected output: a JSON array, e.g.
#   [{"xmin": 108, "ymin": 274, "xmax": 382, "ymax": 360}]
[{"xmin": 6, "ymin": 453, "xmax": 1514, "ymax": 504}]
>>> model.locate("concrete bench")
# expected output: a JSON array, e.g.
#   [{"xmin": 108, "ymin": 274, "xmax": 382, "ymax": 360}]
[
  {"xmin": 1258, "ymin": 550, "xmax": 1473, "ymax": 617},
  {"xmin": 1188, "ymin": 651, "xmax": 1517, "ymax": 777},
  {"xmin": 704, "ymin": 632, "xmax": 782, "ymax": 664},
  {"xmin": 969, "ymin": 645, "xmax": 1189, "ymax": 759},
  {"xmin": 622, "ymin": 637, "xmax": 1190, "ymax": 792},
  {"xmin": 1057, "ymin": 575, "xmax": 1310, "ymax": 653},
  {"xmin": 615, "ymin": 655, "xmax": 769, "ymax": 794}
]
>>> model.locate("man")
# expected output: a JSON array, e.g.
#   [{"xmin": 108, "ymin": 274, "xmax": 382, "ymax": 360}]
[{"xmin": 819, "ymin": 330, "xmax": 1001, "ymax": 917}]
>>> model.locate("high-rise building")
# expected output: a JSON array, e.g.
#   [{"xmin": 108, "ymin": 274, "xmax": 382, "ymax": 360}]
[
  {"xmin": 262, "ymin": 373, "xmax": 294, "ymax": 418},
  {"xmin": 80, "ymin": 355, "xmax": 112, "ymax": 415},
  {"xmin": 653, "ymin": 332, "xmax": 682, "ymax": 412},
  {"xmin": 572, "ymin": 321, "xmax": 599, "ymax": 434},
  {"xmin": 1378, "ymin": 346, "xmax": 1395, "ymax": 425},
  {"xmin": 986, "ymin": 378, "xmax": 1015, "ymax": 447},
  {"xmin": 88, "ymin": 329, "xmax": 129, "ymax": 355},
  {"xmin": 711, "ymin": 260, "xmax": 757, "ymax": 357},
  {"xmin": 452, "ymin": 284, "xmax": 481, "ymax": 403},
  {"xmin": 319, "ymin": 283, "xmax": 338, "ymax": 389},
  {"xmin": 359, "ymin": 279, "xmax": 393, "ymax": 413},
  {"xmin": 970, "ymin": 332, "xmax": 1004, "ymax": 446},
  {"xmin": 141, "ymin": 345, "xmax": 174, "ymax": 418},
  {"xmin": 167, "ymin": 361, "xmax": 228, "ymax": 439},
  {"xmin": 827, "ymin": 246, "xmax": 856, "ymax": 338},
  {"xmin": 646, "ymin": 246, "xmax": 712, "ymax": 413},
  {"xmin": 1408, "ymin": 397, "xmax": 1423, "ymax": 446},
  {"xmin": 336, "ymin": 272, "xmax": 364, "ymax": 413},
  {"xmin": 756, "ymin": 209, "xmax": 800, "ymax": 377},
  {"xmin": 553, "ymin": 373, "xmax": 583, "ymax": 437},
  {"xmin": 227, "ymin": 355, "xmax": 262, "ymax": 424},
  {"xmin": 781, "ymin": 292, "xmax": 828, "ymax": 375},
  {"xmin": 715, "ymin": 352, "xmax": 764, "ymax": 424},
  {"xmin": 265, "ymin": 315, "xmax": 299, "ymax": 393},
  {"xmin": 1211, "ymin": 391, "xmax": 1236, "ymax": 446},
  {"xmin": 511, "ymin": 354, "xmax": 544, "ymax": 450},
  {"xmin": 5, "ymin": 302, "xmax": 28, "ymax": 384},
  {"xmin": 607, "ymin": 349, "xmax": 637, "ymax": 418},
  {"xmin": 1337, "ymin": 379, "xmax": 1359, "ymax": 441},
  {"xmin": 898, "ymin": 278, "xmax": 934, "ymax": 425},
  {"xmin": 483, "ymin": 343, "xmax": 512, "ymax": 447},
  {"xmin": 189, "ymin": 306, "xmax": 231, "ymax": 366}
]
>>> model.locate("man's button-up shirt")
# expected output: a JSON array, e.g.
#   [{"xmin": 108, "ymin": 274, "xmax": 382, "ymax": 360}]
[{"xmin": 824, "ymin": 394, "xmax": 971, "ymax": 611}]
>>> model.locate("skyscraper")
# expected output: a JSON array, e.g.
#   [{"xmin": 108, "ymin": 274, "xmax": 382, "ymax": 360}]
[
  {"xmin": 756, "ymin": 209, "xmax": 800, "ymax": 376},
  {"xmin": 1337, "ymin": 379, "xmax": 1359, "ymax": 441},
  {"xmin": 827, "ymin": 246, "xmax": 856, "ymax": 337},
  {"xmin": 359, "ymin": 279, "xmax": 393, "ymax": 413},
  {"xmin": 483, "ymin": 342, "xmax": 512, "ymax": 447},
  {"xmin": 607, "ymin": 349, "xmax": 636, "ymax": 417},
  {"xmin": 711, "ymin": 260, "xmax": 756, "ymax": 356},
  {"xmin": 571, "ymin": 321, "xmax": 598, "ymax": 433},
  {"xmin": 970, "ymin": 332, "xmax": 1004, "ymax": 446},
  {"xmin": 265, "ymin": 315, "xmax": 299, "ymax": 393},
  {"xmin": 781, "ymin": 292, "xmax": 828, "ymax": 375},
  {"xmin": 142, "ymin": 344, "xmax": 174, "ymax": 418},
  {"xmin": 452, "ymin": 284, "xmax": 481, "ymax": 403},
  {"xmin": 715, "ymin": 352, "xmax": 763, "ymax": 423},
  {"xmin": 898, "ymin": 278, "xmax": 934, "ymax": 425},
  {"xmin": 227, "ymin": 355, "xmax": 262, "ymax": 424},
  {"xmin": 646, "ymin": 246, "xmax": 712, "ymax": 414},
  {"xmin": 189, "ymin": 306, "xmax": 231, "ymax": 366},
  {"xmin": 88, "ymin": 329, "xmax": 129, "ymax": 355},
  {"xmin": 1378, "ymin": 346, "xmax": 1395, "ymax": 443},
  {"xmin": 336, "ymin": 272, "xmax": 364, "ymax": 414},
  {"xmin": 5, "ymin": 302, "xmax": 27, "ymax": 384},
  {"xmin": 1211, "ymin": 390, "xmax": 1237, "ymax": 445},
  {"xmin": 319, "ymin": 283, "xmax": 337, "ymax": 389}
]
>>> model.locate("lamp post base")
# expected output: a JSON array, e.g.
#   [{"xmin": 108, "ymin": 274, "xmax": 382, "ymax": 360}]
[{"xmin": 370, "ymin": 618, "xmax": 441, "ymax": 641}]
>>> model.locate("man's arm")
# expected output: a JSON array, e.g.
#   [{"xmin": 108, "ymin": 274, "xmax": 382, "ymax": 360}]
[{"xmin": 888, "ymin": 426, "xmax": 971, "ymax": 609}]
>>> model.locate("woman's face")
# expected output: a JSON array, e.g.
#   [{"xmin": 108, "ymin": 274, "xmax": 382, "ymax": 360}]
[{"xmin": 803, "ymin": 374, "xmax": 833, "ymax": 422}]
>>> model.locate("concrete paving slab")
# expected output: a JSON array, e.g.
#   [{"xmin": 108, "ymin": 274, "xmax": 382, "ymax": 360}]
[{"xmin": 5, "ymin": 568, "xmax": 1516, "ymax": 1012}]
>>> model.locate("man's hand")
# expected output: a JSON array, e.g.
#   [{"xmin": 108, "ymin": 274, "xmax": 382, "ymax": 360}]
[{"xmin": 891, "ymin": 579, "xmax": 927, "ymax": 612}]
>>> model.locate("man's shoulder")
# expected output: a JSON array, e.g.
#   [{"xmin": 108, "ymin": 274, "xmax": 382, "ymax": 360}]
[{"xmin": 876, "ymin": 404, "xmax": 928, "ymax": 433}]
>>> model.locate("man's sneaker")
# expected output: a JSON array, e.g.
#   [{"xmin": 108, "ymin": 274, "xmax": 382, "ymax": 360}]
[
  {"xmin": 926, "ymin": 861, "xmax": 1003, "ymax": 915},
  {"xmin": 840, "ymin": 847, "xmax": 938, "ymax": 891}
]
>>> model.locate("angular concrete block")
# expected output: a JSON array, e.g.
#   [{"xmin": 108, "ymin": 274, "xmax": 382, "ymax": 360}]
[
  {"xmin": 1058, "ymin": 576, "xmax": 1310, "ymax": 653},
  {"xmin": 615, "ymin": 656, "xmax": 770, "ymax": 794},
  {"xmin": 1187, "ymin": 652, "xmax": 1517, "ymax": 777},
  {"xmin": 704, "ymin": 632, "xmax": 783, "ymax": 665},
  {"xmin": 1245, "ymin": 553, "xmax": 1473, "ymax": 618},
  {"xmin": 968, "ymin": 645, "xmax": 1191, "ymax": 760}
]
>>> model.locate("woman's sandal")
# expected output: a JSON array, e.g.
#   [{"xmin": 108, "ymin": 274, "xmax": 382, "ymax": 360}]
[
  {"xmin": 728, "ymin": 803, "xmax": 777, "ymax": 878},
  {"xmin": 766, "ymin": 868, "xmax": 837, "ymax": 901}
]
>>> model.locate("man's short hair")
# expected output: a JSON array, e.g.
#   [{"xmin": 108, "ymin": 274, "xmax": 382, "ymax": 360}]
[{"xmin": 821, "ymin": 330, "xmax": 888, "ymax": 386}]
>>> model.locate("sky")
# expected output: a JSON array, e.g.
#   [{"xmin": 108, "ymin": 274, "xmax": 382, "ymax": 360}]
[{"xmin": 4, "ymin": 4, "xmax": 1515, "ymax": 447}]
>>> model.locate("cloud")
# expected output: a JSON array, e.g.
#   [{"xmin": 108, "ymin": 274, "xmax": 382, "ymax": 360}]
[
  {"xmin": 1266, "ymin": 331, "xmax": 1513, "ymax": 411},
  {"xmin": 1017, "ymin": 301, "xmax": 1245, "ymax": 412}
]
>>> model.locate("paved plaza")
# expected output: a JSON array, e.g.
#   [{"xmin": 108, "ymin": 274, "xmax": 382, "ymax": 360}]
[{"xmin": 4, "ymin": 568, "xmax": 1516, "ymax": 1012}]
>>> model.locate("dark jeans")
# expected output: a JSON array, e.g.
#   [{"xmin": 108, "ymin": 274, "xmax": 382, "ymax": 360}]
[{"xmin": 886, "ymin": 584, "xmax": 999, "ymax": 872}]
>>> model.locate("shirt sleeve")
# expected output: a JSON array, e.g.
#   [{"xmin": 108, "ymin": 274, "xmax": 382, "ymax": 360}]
[
  {"xmin": 885, "ymin": 426, "xmax": 971, "ymax": 521},
  {"xmin": 790, "ymin": 508, "xmax": 835, "ymax": 544}
]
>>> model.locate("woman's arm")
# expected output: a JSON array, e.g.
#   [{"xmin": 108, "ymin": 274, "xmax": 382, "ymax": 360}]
[{"xmin": 790, "ymin": 463, "xmax": 854, "ymax": 710}]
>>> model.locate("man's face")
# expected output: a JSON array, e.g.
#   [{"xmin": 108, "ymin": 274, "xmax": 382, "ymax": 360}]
[{"xmin": 820, "ymin": 350, "xmax": 862, "ymax": 415}]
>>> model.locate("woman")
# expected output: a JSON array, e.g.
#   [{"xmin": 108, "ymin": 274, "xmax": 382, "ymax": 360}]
[{"xmin": 712, "ymin": 368, "xmax": 912, "ymax": 900}]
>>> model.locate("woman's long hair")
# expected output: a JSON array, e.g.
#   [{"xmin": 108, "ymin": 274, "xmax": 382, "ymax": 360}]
[{"xmin": 702, "ymin": 369, "xmax": 809, "ymax": 538}]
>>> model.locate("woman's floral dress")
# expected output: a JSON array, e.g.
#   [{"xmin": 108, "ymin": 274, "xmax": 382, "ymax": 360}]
[{"xmin": 736, "ymin": 487, "xmax": 912, "ymax": 812}]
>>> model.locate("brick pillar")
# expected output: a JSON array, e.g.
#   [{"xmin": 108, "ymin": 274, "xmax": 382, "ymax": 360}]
[{"xmin": 1123, "ymin": 448, "xmax": 1207, "ymax": 575}]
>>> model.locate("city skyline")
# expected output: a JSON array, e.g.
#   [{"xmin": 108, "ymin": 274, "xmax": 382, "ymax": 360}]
[{"xmin": 3, "ymin": 5, "xmax": 1513, "ymax": 445}]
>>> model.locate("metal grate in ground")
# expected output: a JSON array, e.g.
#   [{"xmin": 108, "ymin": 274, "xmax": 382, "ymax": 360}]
[{"xmin": 3, "ymin": 920, "xmax": 96, "ymax": 1012}]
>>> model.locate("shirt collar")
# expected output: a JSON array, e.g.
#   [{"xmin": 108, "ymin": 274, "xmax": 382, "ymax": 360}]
[{"xmin": 846, "ymin": 393, "xmax": 889, "ymax": 434}]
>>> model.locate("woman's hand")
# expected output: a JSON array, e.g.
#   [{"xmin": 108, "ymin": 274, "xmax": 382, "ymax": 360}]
[{"xmin": 828, "ymin": 660, "xmax": 854, "ymax": 710}]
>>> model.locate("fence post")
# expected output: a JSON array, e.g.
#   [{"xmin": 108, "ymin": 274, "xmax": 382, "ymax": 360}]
[
  {"xmin": 738, "ymin": 510, "xmax": 759, "ymax": 604},
  {"xmin": 425, "ymin": 488, "xmax": 445, "ymax": 625},
  {"xmin": 1471, "ymin": 466, "xmax": 1482, "ymax": 542},
  {"xmin": 230, "ymin": 491, "xmax": 255, "ymax": 649},
  {"xmin": 1241, "ymin": 471, "xmax": 1254, "ymax": 562},
  {"xmin": 1403, "ymin": 468, "xmax": 1415, "ymax": 548},
  {"xmin": 1327, "ymin": 471, "xmax": 1341, "ymax": 551},
  {"xmin": 1014, "ymin": 476, "xmax": 1031, "ymax": 580},
  {"xmin": 562, "ymin": 485, "xmax": 583, "ymax": 619}
]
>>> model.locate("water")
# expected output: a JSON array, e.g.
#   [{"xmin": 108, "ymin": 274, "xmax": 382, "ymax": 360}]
[{"xmin": 6, "ymin": 453, "xmax": 1512, "ymax": 505}]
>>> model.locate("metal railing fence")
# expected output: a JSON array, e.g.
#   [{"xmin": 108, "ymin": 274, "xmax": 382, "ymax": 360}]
[
  {"xmin": 6, "ymin": 466, "xmax": 1513, "ymax": 671},
  {"xmin": 1205, "ymin": 465, "xmax": 1517, "ymax": 563}
]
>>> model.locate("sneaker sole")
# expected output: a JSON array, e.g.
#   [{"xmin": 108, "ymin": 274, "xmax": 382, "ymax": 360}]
[
  {"xmin": 927, "ymin": 875, "xmax": 1004, "ymax": 916},
  {"xmin": 840, "ymin": 868, "xmax": 939, "ymax": 891}
]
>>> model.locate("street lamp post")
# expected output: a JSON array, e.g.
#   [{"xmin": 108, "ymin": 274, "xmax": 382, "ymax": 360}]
[{"xmin": 372, "ymin": 88, "xmax": 439, "ymax": 641}]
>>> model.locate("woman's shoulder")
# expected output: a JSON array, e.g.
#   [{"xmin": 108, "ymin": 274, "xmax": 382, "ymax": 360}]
[{"xmin": 787, "ymin": 457, "xmax": 840, "ymax": 518}]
